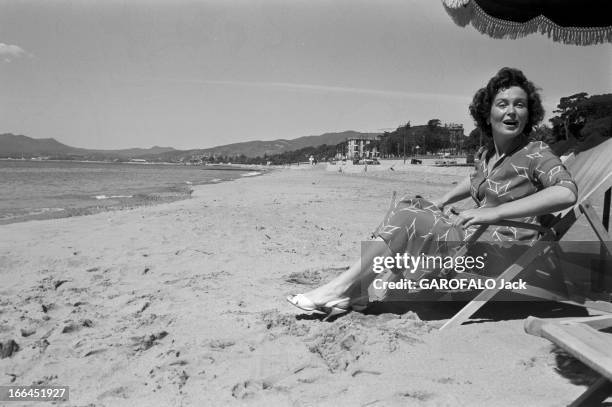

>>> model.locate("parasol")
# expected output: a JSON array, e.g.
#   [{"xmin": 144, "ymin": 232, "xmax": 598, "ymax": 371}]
[{"xmin": 442, "ymin": 0, "xmax": 612, "ymax": 46}]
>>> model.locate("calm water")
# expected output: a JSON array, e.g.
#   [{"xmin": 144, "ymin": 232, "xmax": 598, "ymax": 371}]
[{"xmin": 0, "ymin": 160, "xmax": 261, "ymax": 224}]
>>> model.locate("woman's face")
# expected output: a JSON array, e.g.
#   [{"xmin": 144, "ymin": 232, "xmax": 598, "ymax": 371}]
[{"xmin": 489, "ymin": 86, "xmax": 529, "ymax": 141}]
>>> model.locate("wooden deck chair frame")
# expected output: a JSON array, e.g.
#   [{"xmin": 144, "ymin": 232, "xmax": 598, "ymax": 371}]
[
  {"xmin": 440, "ymin": 139, "xmax": 612, "ymax": 329},
  {"xmin": 524, "ymin": 315, "xmax": 612, "ymax": 406}
]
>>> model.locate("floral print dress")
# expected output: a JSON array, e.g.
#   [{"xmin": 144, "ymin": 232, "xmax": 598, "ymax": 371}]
[{"xmin": 376, "ymin": 138, "xmax": 578, "ymax": 258}]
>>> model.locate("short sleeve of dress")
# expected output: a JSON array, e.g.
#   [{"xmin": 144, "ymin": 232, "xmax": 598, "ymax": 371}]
[{"xmin": 528, "ymin": 142, "xmax": 578, "ymax": 198}]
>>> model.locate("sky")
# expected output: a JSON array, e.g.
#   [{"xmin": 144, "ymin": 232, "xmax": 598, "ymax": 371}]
[{"xmin": 1, "ymin": 0, "xmax": 611, "ymax": 150}]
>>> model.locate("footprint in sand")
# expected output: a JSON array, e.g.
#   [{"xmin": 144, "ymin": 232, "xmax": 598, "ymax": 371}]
[
  {"xmin": 285, "ymin": 266, "xmax": 349, "ymax": 286},
  {"xmin": 20, "ymin": 327, "xmax": 36, "ymax": 337},
  {"xmin": 395, "ymin": 390, "xmax": 436, "ymax": 402},
  {"xmin": 61, "ymin": 319, "xmax": 93, "ymax": 334},
  {"xmin": 231, "ymin": 380, "xmax": 261, "ymax": 399},
  {"xmin": 259, "ymin": 310, "xmax": 311, "ymax": 337},
  {"xmin": 0, "ymin": 339, "xmax": 20, "ymax": 358},
  {"xmin": 308, "ymin": 330, "xmax": 366, "ymax": 373},
  {"xmin": 130, "ymin": 330, "xmax": 168, "ymax": 352},
  {"xmin": 231, "ymin": 375, "xmax": 294, "ymax": 400},
  {"xmin": 207, "ymin": 339, "xmax": 235, "ymax": 350},
  {"xmin": 148, "ymin": 364, "xmax": 190, "ymax": 391},
  {"xmin": 97, "ymin": 386, "xmax": 131, "ymax": 400}
]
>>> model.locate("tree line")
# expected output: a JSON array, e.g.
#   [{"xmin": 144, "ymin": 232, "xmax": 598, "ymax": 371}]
[
  {"xmin": 209, "ymin": 92, "xmax": 611, "ymax": 165},
  {"xmin": 205, "ymin": 144, "xmax": 338, "ymax": 165},
  {"xmin": 376, "ymin": 119, "xmax": 457, "ymax": 158}
]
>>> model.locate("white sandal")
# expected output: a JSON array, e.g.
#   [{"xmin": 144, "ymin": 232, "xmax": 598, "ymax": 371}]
[{"xmin": 286, "ymin": 294, "xmax": 325, "ymax": 314}]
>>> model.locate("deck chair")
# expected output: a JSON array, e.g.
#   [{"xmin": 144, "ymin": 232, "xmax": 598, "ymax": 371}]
[
  {"xmin": 524, "ymin": 315, "xmax": 612, "ymax": 406},
  {"xmin": 440, "ymin": 138, "xmax": 612, "ymax": 329}
]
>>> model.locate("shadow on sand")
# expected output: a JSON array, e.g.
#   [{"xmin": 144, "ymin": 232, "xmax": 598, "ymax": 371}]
[{"xmin": 361, "ymin": 299, "xmax": 590, "ymax": 323}]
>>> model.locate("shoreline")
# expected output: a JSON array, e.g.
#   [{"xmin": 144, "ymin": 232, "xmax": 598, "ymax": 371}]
[
  {"xmin": 0, "ymin": 166, "xmax": 602, "ymax": 406},
  {"xmin": 0, "ymin": 157, "xmax": 265, "ymax": 168},
  {"xmin": 0, "ymin": 164, "xmax": 271, "ymax": 226}
]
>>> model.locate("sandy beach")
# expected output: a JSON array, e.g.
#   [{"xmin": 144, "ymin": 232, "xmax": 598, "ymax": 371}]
[{"xmin": 0, "ymin": 165, "xmax": 607, "ymax": 406}]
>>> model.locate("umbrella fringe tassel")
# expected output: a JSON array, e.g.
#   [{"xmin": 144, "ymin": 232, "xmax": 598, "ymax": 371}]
[
  {"xmin": 468, "ymin": 0, "xmax": 612, "ymax": 46},
  {"xmin": 442, "ymin": 0, "xmax": 470, "ymax": 9}
]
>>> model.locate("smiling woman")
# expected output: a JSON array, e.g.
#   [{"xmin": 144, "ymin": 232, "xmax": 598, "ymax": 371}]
[
  {"xmin": 488, "ymin": 87, "xmax": 529, "ymax": 151},
  {"xmin": 287, "ymin": 67, "xmax": 578, "ymax": 318}
]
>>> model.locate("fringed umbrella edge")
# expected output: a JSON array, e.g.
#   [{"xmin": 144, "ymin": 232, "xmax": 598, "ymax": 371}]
[{"xmin": 443, "ymin": 0, "xmax": 612, "ymax": 46}]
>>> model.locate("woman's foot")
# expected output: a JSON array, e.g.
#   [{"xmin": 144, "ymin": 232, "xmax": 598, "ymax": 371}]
[
  {"xmin": 321, "ymin": 296, "xmax": 369, "ymax": 313},
  {"xmin": 286, "ymin": 294, "xmax": 326, "ymax": 314},
  {"xmin": 287, "ymin": 285, "xmax": 369, "ymax": 316},
  {"xmin": 299, "ymin": 281, "xmax": 355, "ymax": 307}
]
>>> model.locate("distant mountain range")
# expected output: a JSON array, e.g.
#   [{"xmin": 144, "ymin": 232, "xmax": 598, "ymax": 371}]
[
  {"xmin": 0, "ymin": 131, "xmax": 379, "ymax": 161},
  {"xmin": 0, "ymin": 134, "xmax": 176, "ymax": 158}
]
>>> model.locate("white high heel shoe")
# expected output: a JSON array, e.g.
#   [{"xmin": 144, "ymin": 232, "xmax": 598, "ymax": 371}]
[
  {"xmin": 286, "ymin": 294, "xmax": 325, "ymax": 314},
  {"xmin": 321, "ymin": 296, "xmax": 369, "ymax": 316},
  {"xmin": 287, "ymin": 294, "xmax": 369, "ymax": 319}
]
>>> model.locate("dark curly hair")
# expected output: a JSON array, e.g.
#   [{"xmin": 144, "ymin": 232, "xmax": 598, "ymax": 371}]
[{"xmin": 469, "ymin": 67, "xmax": 545, "ymax": 139}]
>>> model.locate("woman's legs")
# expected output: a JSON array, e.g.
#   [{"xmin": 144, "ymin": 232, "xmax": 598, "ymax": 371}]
[
  {"xmin": 300, "ymin": 237, "xmax": 391, "ymax": 305},
  {"xmin": 292, "ymin": 197, "xmax": 460, "ymax": 307}
]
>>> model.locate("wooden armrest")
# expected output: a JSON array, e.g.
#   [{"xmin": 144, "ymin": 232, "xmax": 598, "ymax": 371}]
[
  {"xmin": 524, "ymin": 316, "xmax": 612, "ymax": 382},
  {"xmin": 525, "ymin": 316, "xmax": 612, "ymax": 334}
]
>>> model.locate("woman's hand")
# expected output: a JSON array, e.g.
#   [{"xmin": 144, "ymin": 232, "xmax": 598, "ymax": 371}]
[
  {"xmin": 452, "ymin": 207, "xmax": 503, "ymax": 228},
  {"xmin": 451, "ymin": 186, "xmax": 576, "ymax": 229}
]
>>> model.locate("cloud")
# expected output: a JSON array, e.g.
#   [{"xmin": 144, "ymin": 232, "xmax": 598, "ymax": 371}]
[
  {"xmin": 0, "ymin": 43, "xmax": 32, "ymax": 63},
  {"xmin": 132, "ymin": 76, "xmax": 469, "ymax": 104},
  {"xmin": 203, "ymin": 80, "xmax": 467, "ymax": 102}
]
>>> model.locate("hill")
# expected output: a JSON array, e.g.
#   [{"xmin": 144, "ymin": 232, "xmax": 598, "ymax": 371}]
[
  {"xmin": 0, "ymin": 131, "xmax": 379, "ymax": 161},
  {"xmin": 0, "ymin": 133, "xmax": 176, "ymax": 159},
  {"xmin": 141, "ymin": 131, "xmax": 379, "ymax": 161},
  {"xmin": 0, "ymin": 134, "xmax": 82, "ymax": 156}
]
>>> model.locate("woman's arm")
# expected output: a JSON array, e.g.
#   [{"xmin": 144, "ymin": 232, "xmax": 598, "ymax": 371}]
[
  {"xmin": 431, "ymin": 176, "xmax": 472, "ymax": 209},
  {"xmin": 453, "ymin": 185, "xmax": 577, "ymax": 228}
]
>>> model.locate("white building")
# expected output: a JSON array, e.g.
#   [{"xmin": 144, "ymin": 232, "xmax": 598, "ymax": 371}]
[{"xmin": 336, "ymin": 137, "xmax": 379, "ymax": 160}]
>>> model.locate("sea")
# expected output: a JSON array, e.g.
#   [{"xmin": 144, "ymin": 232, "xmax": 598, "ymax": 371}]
[{"xmin": 0, "ymin": 160, "xmax": 261, "ymax": 224}]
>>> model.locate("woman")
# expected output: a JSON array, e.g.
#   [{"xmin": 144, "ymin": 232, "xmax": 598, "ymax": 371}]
[{"xmin": 287, "ymin": 67, "xmax": 578, "ymax": 317}]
